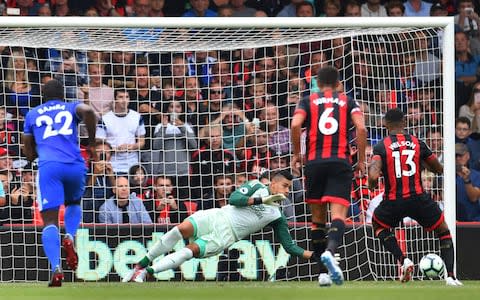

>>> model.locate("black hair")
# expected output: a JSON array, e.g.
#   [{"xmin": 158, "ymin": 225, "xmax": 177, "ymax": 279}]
[
  {"xmin": 43, "ymin": 79, "xmax": 64, "ymax": 101},
  {"xmin": 296, "ymin": 1, "xmax": 314, "ymax": 14},
  {"xmin": 271, "ymin": 169, "xmax": 293, "ymax": 181},
  {"xmin": 317, "ymin": 66, "xmax": 339, "ymax": 87},
  {"xmin": 114, "ymin": 88, "xmax": 129, "ymax": 99},
  {"xmin": 128, "ymin": 164, "xmax": 147, "ymax": 187},
  {"xmin": 384, "ymin": 108, "xmax": 405, "ymax": 123},
  {"xmin": 456, "ymin": 116, "xmax": 471, "ymax": 128}
]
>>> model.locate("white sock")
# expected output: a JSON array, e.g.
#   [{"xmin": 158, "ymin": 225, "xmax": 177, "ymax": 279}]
[
  {"xmin": 146, "ymin": 226, "xmax": 183, "ymax": 261},
  {"xmin": 151, "ymin": 247, "xmax": 193, "ymax": 274}
]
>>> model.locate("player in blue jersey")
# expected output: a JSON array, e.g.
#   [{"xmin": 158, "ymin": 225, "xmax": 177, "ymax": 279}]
[{"xmin": 23, "ymin": 79, "xmax": 97, "ymax": 287}]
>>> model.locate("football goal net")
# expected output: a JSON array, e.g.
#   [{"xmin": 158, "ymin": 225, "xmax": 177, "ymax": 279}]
[{"xmin": 0, "ymin": 17, "xmax": 455, "ymax": 282}]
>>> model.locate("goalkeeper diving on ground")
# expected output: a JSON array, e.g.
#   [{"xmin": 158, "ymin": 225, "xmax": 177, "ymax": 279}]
[{"xmin": 123, "ymin": 170, "xmax": 316, "ymax": 283}]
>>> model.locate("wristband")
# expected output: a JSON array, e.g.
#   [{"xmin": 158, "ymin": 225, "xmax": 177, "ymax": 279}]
[
  {"xmin": 253, "ymin": 197, "xmax": 262, "ymax": 205},
  {"xmin": 464, "ymin": 179, "xmax": 472, "ymax": 184}
]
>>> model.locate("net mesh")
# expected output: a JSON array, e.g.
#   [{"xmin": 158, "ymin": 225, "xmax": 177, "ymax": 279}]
[{"xmin": 0, "ymin": 24, "xmax": 448, "ymax": 282}]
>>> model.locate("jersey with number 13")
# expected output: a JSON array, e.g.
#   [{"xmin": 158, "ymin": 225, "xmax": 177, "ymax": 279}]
[
  {"xmin": 372, "ymin": 133, "xmax": 435, "ymax": 201},
  {"xmin": 295, "ymin": 90, "xmax": 362, "ymax": 164},
  {"xmin": 24, "ymin": 100, "xmax": 83, "ymax": 166}
]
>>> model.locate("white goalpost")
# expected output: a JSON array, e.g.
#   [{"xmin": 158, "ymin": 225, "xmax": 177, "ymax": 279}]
[{"xmin": 0, "ymin": 16, "xmax": 455, "ymax": 282}]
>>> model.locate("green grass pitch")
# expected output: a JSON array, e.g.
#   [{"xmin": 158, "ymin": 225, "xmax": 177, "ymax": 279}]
[{"xmin": 1, "ymin": 281, "xmax": 479, "ymax": 300}]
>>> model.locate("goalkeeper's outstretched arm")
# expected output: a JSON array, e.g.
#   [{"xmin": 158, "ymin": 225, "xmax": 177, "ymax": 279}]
[{"xmin": 271, "ymin": 215, "xmax": 313, "ymax": 260}]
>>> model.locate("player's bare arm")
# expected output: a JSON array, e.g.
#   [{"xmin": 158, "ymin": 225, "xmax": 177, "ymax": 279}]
[
  {"xmin": 117, "ymin": 136, "xmax": 145, "ymax": 152},
  {"xmin": 76, "ymin": 103, "xmax": 98, "ymax": 160},
  {"xmin": 423, "ymin": 155, "xmax": 443, "ymax": 175},
  {"xmin": 351, "ymin": 112, "xmax": 368, "ymax": 175},
  {"xmin": 290, "ymin": 112, "xmax": 305, "ymax": 173},
  {"xmin": 21, "ymin": 134, "xmax": 37, "ymax": 162},
  {"xmin": 368, "ymin": 155, "xmax": 382, "ymax": 191}
]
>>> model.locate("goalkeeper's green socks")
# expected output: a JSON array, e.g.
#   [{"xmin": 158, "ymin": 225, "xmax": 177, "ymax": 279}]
[
  {"xmin": 146, "ymin": 267, "xmax": 154, "ymax": 275},
  {"xmin": 139, "ymin": 256, "xmax": 150, "ymax": 268}
]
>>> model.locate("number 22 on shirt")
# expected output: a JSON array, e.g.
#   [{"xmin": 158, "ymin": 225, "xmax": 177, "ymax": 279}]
[{"xmin": 35, "ymin": 111, "xmax": 73, "ymax": 139}]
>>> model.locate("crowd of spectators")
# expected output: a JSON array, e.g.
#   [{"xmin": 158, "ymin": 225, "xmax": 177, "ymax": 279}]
[
  {"xmin": 0, "ymin": 0, "xmax": 462, "ymax": 18},
  {"xmin": 0, "ymin": 0, "xmax": 479, "ymax": 225}
]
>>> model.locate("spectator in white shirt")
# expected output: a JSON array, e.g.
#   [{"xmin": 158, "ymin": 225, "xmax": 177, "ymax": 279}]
[{"xmin": 96, "ymin": 89, "xmax": 146, "ymax": 174}]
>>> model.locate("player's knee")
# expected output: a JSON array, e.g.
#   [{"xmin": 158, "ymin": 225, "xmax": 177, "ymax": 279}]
[
  {"xmin": 377, "ymin": 229, "xmax": 394, "ymax": 243},
  {"xmin": 373, "ymin": 219, "xmax": 391, "ymax": 240},
  {"xmin": 434, "ymin": 221, "xmax": 449, "ymax": 234},
  {"xmin": 41, "ymin": 209, "xmax": 60, "ymax": 226},
  {"xmin": 177, "ymin": 221, "xmax": 194, "ymax": 239},
  {"xmin": 187, "ymin": 243, "xmax": 201, "ymax": 258}
]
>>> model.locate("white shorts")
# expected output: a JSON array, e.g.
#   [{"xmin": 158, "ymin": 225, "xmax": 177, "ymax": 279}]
[{"xmin": 187, "ymin": 209, "xmax": 236, "ymax": 258}]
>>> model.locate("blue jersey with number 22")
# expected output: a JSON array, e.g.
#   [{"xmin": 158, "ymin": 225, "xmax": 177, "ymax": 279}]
[{"xmin": 23, "ymin": 100, "xmax": 84, "ymax": 167}]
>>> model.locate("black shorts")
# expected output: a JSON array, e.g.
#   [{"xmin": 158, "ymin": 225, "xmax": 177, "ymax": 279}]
[
  {"xmin": 372, "ymin": 194, "xmax": 444, "ymax": 231},
  {"xmin": 304, "ymin": 161, "xmax": 352, "ymax": 207}
]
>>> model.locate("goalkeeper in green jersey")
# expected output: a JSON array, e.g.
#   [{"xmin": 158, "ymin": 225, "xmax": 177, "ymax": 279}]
[{"xmin": 123, "ymin": 169, "xmax": 314, "ymax": 282}]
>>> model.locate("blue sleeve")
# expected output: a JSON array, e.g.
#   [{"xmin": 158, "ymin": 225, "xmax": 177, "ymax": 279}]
[
  {"xmin": 139, "ymin": 201, "xmax": 152, "ymax": 224},
  {"xmin": 0, "ymin": 180, "xmax": 5, "ymax": 197},
  {"xmin": 475, "ymin": 55, "xmax": 480, "ymax": 65},
  {"xmin": 70, "ymin": 101, "xmax": 81, "ymax": 123},
  {"xmin": 99, "ymin": 204, "xmax": 107, "ymax": 223},
  {"xmin": 23, "ymin": 111, "xmax": 33, "ymax": 135}
]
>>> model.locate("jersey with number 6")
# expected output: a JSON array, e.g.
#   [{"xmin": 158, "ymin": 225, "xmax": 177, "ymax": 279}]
[
  {"xmin": 295, "ymin": 90, "xmax": 362, "ymax": 165},
  {"xmin": 24, "ymin": 100, "xmax": 83, "ymax": 167},
  {"xmin": 373, "ymin": 133, "xmax": 435, "ymax": 201}
]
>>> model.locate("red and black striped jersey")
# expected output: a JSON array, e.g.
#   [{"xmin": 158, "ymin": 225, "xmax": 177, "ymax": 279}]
[
  {"xmin": 372, "ymin": 133, "xmax": 436, "ymax": 201},
  {"xmin": 294, "ymin": 90, "xmax": 362, "ymax": 164}
]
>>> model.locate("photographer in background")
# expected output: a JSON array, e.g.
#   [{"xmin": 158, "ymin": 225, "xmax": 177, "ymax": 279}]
[
  {"xmin": 146, "ymin": 100, "xmax": 197, "ymax": 200},
  {"xmin": 153, "ymin": 175, "xmax": 187, "ymax": 224},
  {"xmin": 455, "ymin": 143, "xmax": 480, "ymax": 221},
  {"xmin": 0, "ymin": 171, "xmax": 12, "ymax": 224},
  {"xmin": 83, "ymin": 140, "xmax": 114, "ymax": 223},
  {"xmin": 8, "ymin": 163, "xmax": 36, "ymax": 224},
  {"xmin": 201, "ymin": 102, "xmax": 254, "ymax": 151},
  {"xmin": 455, "ymin": 0, "xmax": 480, "ymax": 55}
]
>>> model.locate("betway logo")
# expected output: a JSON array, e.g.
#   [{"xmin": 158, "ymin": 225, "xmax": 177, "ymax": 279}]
[{"xmin": 75, "ymin": 229, "xmax": 290, "ymax": 281}]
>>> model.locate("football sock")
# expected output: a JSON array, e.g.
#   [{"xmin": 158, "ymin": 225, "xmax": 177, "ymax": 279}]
[
  {"xmin": 311, "ymin": 223, "xmax": 328, "ymax": 273},
  {"xmin": 311, "ymin": 223, "xmax": 327, "ymax": 255},
  {"xmin": 438, "ymin": 230, "xmax": 454, "ymax": 277},
  {"xmin": 64, "ymin": 204, "xmax": 82, "ymax": 239},
  {"xmin": 42, "ymin": 225, "xmax": 61, "ymax": 272},
  {"xmin": 146, "ymin": 226, "xmax": 183, "ymax": 263},
  {"xmin": 150, "ymin": 247, "xmax": 193, "ymax": 274},
  {"xmin": 138, "ymin": 257, "xmax": 150, "ymax": 268},
  {"xmin": 146, "ymin": 266, "xmax": 154, "ymax": 275},
  {"xmin": 378, "ymin": 229, "xmax": 404, "ymax": 264},
  {"xmin": 326, "ymin": 219, "xmax": 345, "ymax": 254}
]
